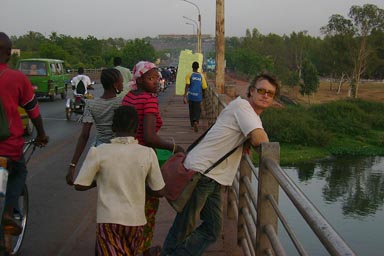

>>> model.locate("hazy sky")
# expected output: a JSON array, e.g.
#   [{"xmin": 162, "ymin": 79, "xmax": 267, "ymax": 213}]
[{"xmin": 2, "ymin": 0, "xmax": 382, "ymax": 39}]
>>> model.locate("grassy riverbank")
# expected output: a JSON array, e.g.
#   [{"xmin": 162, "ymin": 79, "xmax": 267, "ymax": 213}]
[{"xmin": 261, "ymin": 99, "xmax": 384, "ymax": 166}]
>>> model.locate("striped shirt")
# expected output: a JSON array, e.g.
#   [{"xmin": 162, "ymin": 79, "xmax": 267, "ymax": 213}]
[
  {"xmin": 122, "ymin": 91, "xmax": 162, "ymax": 145},
  {"xmin": 82, "ymin": 97, "xmax": 122, "ymax": 144}
]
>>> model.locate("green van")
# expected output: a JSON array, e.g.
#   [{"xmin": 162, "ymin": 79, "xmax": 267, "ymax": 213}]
[{"xmin": 16, "ymin": 58, "xmax": 70, "ymax": 101}]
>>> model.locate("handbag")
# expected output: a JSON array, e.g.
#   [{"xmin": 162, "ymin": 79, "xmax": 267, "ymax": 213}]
[
  {"xmin": 161, "ymin": 126, "xmax": 241, "ymax": 212},
  {"xmin": 0, "ymin": 69, "xmax": 11, "ymax": 141},
  {"xmin": 160, "ymin": 152, "xmax": 199, "ymax": 212}
]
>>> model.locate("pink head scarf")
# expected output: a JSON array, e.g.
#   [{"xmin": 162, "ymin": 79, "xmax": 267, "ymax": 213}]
[{"xmin": 128, "ymin": 61, "xmax": 157, "ymax": 90}]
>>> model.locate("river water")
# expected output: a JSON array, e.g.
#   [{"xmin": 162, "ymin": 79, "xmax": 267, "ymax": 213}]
[{"xmin": 277, "ymin": 156, "xmax": 384, "ymax": 255}]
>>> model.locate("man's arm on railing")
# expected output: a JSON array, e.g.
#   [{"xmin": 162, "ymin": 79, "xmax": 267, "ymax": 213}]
[{"xmin": 249, "ymin": 128, "xmax": 269, "ymax": 147}]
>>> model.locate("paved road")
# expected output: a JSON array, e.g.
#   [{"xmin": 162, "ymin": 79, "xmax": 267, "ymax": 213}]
[
  {"xmin": 18, "ymin": 82, "xmax": 182, "ymax": 255},
  {"xmin": 18, "ymin": 86, "xmax": 101, "ymax": 255}
]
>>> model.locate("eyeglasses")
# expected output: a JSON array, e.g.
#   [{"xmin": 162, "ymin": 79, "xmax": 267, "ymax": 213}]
[{"xmin": 256, "ymin": 88, "xmax": 275, "ymax": 98}]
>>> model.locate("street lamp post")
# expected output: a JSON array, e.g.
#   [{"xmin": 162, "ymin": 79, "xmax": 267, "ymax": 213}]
[
  {"xmin": 185, "ymin": 22, "xmax": 196, "ymax": 48},
  {"xmin": 183, "ymin": 16, "xmax": 199, "ymax": 53},
  {"xmin": 181, "ymin": 0, "xmax": 201, "ymax": 53}
]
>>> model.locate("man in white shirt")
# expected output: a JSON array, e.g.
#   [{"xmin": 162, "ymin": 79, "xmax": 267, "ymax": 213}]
[
  {"xmin": 71, "ymin": 67, "xmax": 91, "ymax": 96},
  {"xmin": 162, "ymin": 73, "xmax": 280, "ymax": 256}
]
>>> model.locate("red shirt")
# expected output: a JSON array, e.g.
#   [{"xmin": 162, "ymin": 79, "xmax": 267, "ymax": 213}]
[
  {"xmin": 122, "ymin": 91, "xmax": 162, "ymax": 145},
  {"xmin": 0, "ymin": 64, "xmax": 40, "ymax": 160}
]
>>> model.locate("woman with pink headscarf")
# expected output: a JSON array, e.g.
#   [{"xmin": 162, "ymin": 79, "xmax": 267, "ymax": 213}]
[{"xmin": 122, "ymin": 61, "xmax": 184, "ymax": 256}]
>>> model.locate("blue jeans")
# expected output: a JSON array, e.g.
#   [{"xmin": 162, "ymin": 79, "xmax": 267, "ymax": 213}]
[
  {"xmin": 162, "ymin": 175, "xmax": 223, "ymax": 256},
  {"xmin": 5, "ymin": 157, "xmax": 27, "ymax": 211}
]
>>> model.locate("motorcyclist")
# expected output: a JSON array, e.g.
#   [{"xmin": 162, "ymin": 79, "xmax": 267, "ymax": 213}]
[
  {"xmin": 67, "ymin": 67, "xmax": 93, "ymax": 116},
  {"xmin": 71, "ymin": 67, "xmax": 91, "ymax": 96}
]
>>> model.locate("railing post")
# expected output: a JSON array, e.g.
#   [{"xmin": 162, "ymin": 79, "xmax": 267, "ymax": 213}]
[
  {"xmin": 204, "ymin": 86, "xmax": 214, "ymax": 125},
  {"xmin": 237, "ymin": 156, "xmax": 253, "ymax": 249},
  {"xmin": 256, "ymin": 142, "xmax": 280, "ymax": 255}
]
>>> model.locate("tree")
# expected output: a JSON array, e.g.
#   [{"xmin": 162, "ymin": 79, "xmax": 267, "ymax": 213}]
[
  {"xmin": 366, "ymin": 29, "xmax": 384, "ymax": 79},
  {"xmin": 122, "ymin": 39, "xmax": 157, "ymax": 69},
  {"xmin": 226, "ymin": 47, "xmax": 275, "ymax": 77},
  {"xmin": 289, "ymin": 31, "xmax": 308, "ymax": 79},
  {"xmin": 286, "ymin": 71, "xmax": 300, "ymax": 90},
  {"xmin": 258, "ymin": 33, "xmax": 288, "ymax": 80},
  {"xmin": 16, "ymin": 31, "xmax": 47, "ymax": 52},
  {"xmin": 300, "ymin": 59, "xmax": 319, "ymax": 104},
  {"xmin": 82, "ymin": 35, "xmax": 103, "ymax": 67},
  {"xmin": 321, "ymin": 4, "xmax": 384, "ymax": 98},
  {"xmin": 54, "ymin": 34, "xmax": 83, "ymax": 68},
  {"xmin": 39, "ymin": 41, "xmax": 69, "ymax": 60}
]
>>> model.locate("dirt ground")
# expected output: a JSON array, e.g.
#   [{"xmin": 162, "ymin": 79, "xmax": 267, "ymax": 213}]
[{"xmin": 226, "ymin": 75, "xmax": 384, "ymax": 105}]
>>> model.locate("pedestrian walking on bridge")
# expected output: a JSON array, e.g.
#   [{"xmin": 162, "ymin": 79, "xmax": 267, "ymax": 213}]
[
  {"xmin": 183, "ymin": 61, "xmax": 207, "ymax": 132},
  {"xmin": 123, "ymin": 61, "xmax": 184, "ymax": 256},
  {"xmin": 74, "ymin": 105, "xmax": 165, "ymax": 256}
]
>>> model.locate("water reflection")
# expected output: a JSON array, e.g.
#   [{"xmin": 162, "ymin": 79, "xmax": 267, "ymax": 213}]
[
  {"xmin": 294, "ymin": 156, "xmax": 384, "ymax": 217},
  {"xmin": 281, "ymin": 156, "xmax": 384, "ymax": 255}
]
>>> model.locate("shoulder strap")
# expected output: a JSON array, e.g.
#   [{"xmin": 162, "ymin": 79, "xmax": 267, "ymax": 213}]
[
  {"xmin": 0, "ymin": 69, "xmax": 11, "ymax": 141},
  {"xmin": 203, "ymin": 142, "xmax": 243, "ymax": 174},
  {"xmin": 186, "ymin": 121, "xmax": 246, "ymax": 175},
  {"xmin": 186, "ymin": 123, "xmax": 214, "ymax": 152}
]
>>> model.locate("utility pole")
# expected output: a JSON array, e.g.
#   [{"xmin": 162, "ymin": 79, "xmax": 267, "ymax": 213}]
[
  {"xmin": 197, "ymin": 12, "xmax": 202, "ymax": 53},
  {"xmin": 215, "ymin": 0, "xmax": 225, "ymax": 94},
  {"xmin": 181, "ymin": 0, "xmax": 202, "ymax": 54},
  {"xmin": 183, "ymin": 16, "xmax": 199, "ymax": 53}
]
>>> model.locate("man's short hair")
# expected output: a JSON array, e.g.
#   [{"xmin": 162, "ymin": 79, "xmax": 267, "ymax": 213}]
[
  {"xmin": 192, "ymin": 61, "xmax": 199, "ymax": 70},
  {"xmin": 0, "ymin": 32, "xmax": 12, "ymax": 60},
  {"xmin": 247, "ymin": 72, "xmax": 280, "ymax": 98},
  {"xmin": 78, "ymin": 67, "xmax": 84, "ymax": 74}
]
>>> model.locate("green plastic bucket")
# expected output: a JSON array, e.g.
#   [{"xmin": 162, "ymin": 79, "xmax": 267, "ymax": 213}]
[{"xmin": 156, "ymin": 148, "xmax": 172, "ymax": 167}]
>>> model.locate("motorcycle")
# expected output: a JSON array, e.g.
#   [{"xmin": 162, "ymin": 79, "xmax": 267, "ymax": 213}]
[
  {"xmin": 65, "ymin": 81, "xmax": 94, "ymax": 121},
  {"xmin": 65, "ymin": 94, "xmax": 86, "ymax": 121},
  {"xmin": 159, "ymin": 77, "xmax": 166, "ymax": 92}
]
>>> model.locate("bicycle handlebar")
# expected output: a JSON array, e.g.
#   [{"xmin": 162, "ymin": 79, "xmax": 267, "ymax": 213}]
[
  {"xmin": 23, "ymin": 139, "xmax": 36, "ymax": 154},
  {"xmin": 23, "ymin": 139, "xmax": 41, "ymax": 164}
]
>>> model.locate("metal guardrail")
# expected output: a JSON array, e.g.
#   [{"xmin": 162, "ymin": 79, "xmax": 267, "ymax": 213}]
[
  {"xmin": 203, "ymin": 84, "xmax": 356, "ymax": 256},
  {"xmin": 203, "ymin": 85, "xmax": 227, "ymax": 125},
  {"xmin": 68, "ymin": 68, "xmax": 102, "ymax": 83}
]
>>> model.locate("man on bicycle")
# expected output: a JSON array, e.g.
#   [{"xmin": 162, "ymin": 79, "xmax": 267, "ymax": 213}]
[{"xmin": 0, "ymin": 32, "xmax": 49, "ymax": 236}]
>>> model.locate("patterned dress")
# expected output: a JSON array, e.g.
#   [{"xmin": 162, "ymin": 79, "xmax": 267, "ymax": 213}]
[{"xmin": 96, "ymin": 224, "xmax": 144, "ymax": 256}]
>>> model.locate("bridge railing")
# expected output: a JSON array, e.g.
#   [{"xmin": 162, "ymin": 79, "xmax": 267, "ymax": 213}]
[
  {"xmin": 203, "ymin": 85, "xmax": 356, "ymax": 256},
  {"xmin": 202, "ymin": 84, "xmax": 226, "ymax": 125},
  {"xmin": 68, "ymin": 68, "xmax": 102, "ymax": 82}
]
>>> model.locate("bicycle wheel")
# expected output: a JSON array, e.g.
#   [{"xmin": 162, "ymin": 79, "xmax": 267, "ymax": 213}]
[{"xmin": 4, "ymin": 184, "xmax": 28, "ymax": 255}]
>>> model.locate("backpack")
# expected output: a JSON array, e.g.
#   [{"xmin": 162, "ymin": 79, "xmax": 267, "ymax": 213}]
[
  {"xmin": 0, "ymin": 99, "xmax": 10, "ymax": 141},
  {"xmin": 0, "ymin": 70, "xmax": 10, "ymax": 141},
  {"xmin": 76, "ymin": 79, "xmax": 86, "ymax": 95}
]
